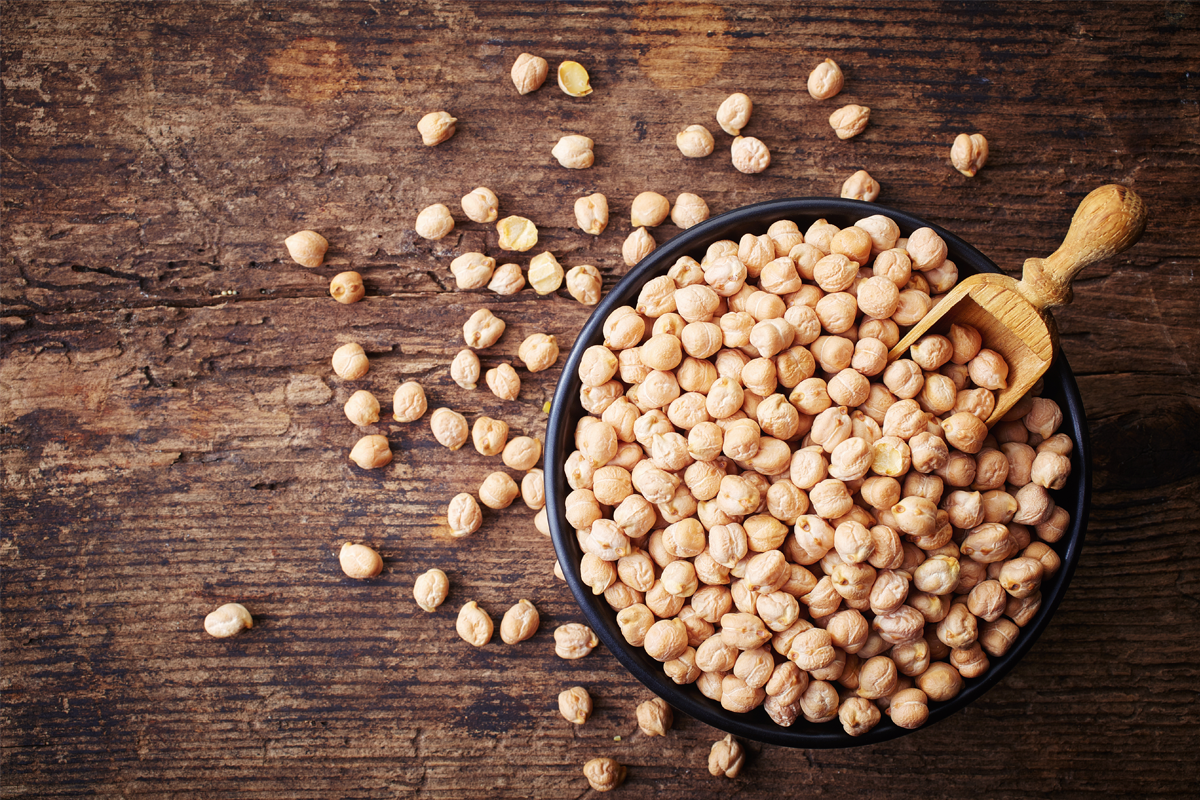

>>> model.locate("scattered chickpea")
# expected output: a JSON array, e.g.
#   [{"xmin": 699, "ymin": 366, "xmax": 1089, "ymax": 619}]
[
  {"xmin": 412, "ymin": 568, "xmax": 450, "ymax": 613},
  {"xmin": 450, "ymin": 349, "xmax": 481, "ymax": 390},
  {"xmin": 494, "ymin": 215, "xmax": 538, "ymax": 252},
  {"xmin": 485, "ymin": 363, "xmax": 521, "ymax": 401},
  {"xmin": 204, "ymin": 602, "xmax": 253, "ymax": 638},
  {"xmin": 708, "ymin": 734, "xmax": 745, "ymax": 778},
  {"xmin": 415, "ymin": 203, "xmax": 455, "ymax": 240},
  {"xmin": 731, "ymin": 136, "xmax": 771, "ymax": 174},
  {"xmin": 717, "ymin": 93, "xmax": 753, "ymax": 136},
  {"xmin": 502, "ymin": 436, "xmax": 542, "ymax": 471},
  {"xmin": 339, "ymin": 542, "xmax": 383, "ymax": 579},
  {"xmin": 284, "ymin": 230, "xmax": 328, "ymax": 268},
  {"xmin": 575, "ymin": 193, "xmax": 609, "ymax": 235},
  {"xmin": 528, "ymin": 251, "xmax": 565, "ymax": 295},
  {"xmin": 332, "ymin": 342, "xmax": 369, "ymax": 380},
  {"xmin": 632, "ymin": 192, "xmax": 671, "ymax": 228},
  {"xmin": 330, "ymin": 271, "xmax": 365, "ymax": 304},
  {"xmin": 636, "ymin": 697, "xmax": 674, "ymax": 736},
  {"xmin": 552, "ymin": 134, "xmax": 595, "ymax": 169},
  {"xmin": 391, "ymin": 381, "xmax": 427, "ymax": 423},
  {"xmin": 583, "ymin": 758, "xmax": 626, "ymax": 792},
  {"xmin": 623, "ymin": 227, "xmax": 657, "ymax": 267},
  {"xmin": 807, "ymin": 57, "xmax": 845, "ymax": 100},
  {"xmin": 511, "ymin": 53, "xmax": 549, "ymax": 95},
  {"xmin": 829, "ymin": 104, "xmax": 870, "ymax": 139},
  {"xmin": 558, "ymin": 685, "xmax": 592, "ymax": 724},
  {"xmin": 841, "ymin": 170, "xmax": 880, "ymax": 201},
  {"xmin": 417, "ymin": 111, "xmax": 457, "ymax": 146},
  {"xmin": 463, "ymin": 308, "xmax": 506, "ymax": 349},
  {"xmin": 951, "ymin": 133, "xmax": 990, "ymax": 177},
  {"xmin": 677, "ymin": 124, "xmax": 715, "ymax": 157},
  {"xmin": 447, "ymin": 492, "xmax": 483, "ymax": 538},
  {"xmin": 557, "ymin": 60, "xmax": 593, "ymax": 96},
  {"xmin": 500, "ymin": 599, "xmax": 540, "ymax": 644},
  {"xmin": 566, "ymin": 264, "xmax": 603, "ymax": 305},
  {"xmin": 344, "ymin": 390, "xmax": 380, "ymax": 426},
  {"xmin": 450, "ymin": 252, "xmax": 496, "ymax": 290},
  {"xmin": 472, "ymin": 417, "xmax": 509, "ymax": 457},
  {"xmin": 429, "ymin": 408, "xmax": 469, "ymax": 451},
  {"xmin": 488, "ymin": 263, "xmax": 525, "ymax": 295},
  {"xmin": 456, "ymin": 601, "xmax": 493, "ymax": 647},
  {"xmin": 516, "ymin": 333, "xmax": 559, "ymax": 373},
  {"xmin": 349, "ymin": 434, "xmax": 392, "ymax": 469},
  {"xmin": 479, "ymin": 471, "xmax": 519, "ymax": 510},
  {"xmin": 555, "ymin": 623, "xmax": 600, "ymax": 659}
]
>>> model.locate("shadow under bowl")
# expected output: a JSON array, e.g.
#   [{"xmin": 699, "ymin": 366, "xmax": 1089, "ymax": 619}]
[{"xmin": 546, "ymin": 197, "xmax": 1091, "ymax": 748}]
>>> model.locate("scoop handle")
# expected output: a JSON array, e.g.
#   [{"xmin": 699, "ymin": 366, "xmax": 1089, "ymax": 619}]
[{"xmin": 1020, "ymin": 184, "xmax": 1147, "ymax": 310}]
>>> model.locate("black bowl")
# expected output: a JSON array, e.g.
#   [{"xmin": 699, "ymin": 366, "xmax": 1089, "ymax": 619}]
[{"xmin": 546, "ymin": 198, "xmax": 1091, "ymax": 747}]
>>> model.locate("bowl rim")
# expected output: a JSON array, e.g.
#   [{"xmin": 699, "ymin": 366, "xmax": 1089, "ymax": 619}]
[{"xmin": 546, "ymin": 196, "xmax": 1091, "ymax": 748}]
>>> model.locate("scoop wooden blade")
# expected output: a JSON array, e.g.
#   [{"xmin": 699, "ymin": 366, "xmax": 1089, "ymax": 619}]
[
  {"xmin": 887, "ymin": 184, "xmax": 1147, "ymax": 427},
  {"xmin": 888, "ymin": 272, "xmax": 1057, "ymax": 426}
]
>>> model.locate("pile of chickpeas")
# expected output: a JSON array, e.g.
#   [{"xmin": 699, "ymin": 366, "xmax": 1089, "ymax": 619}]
[{"xmin": 563, "ymin": 215, "xmax": 1073, "ymax": 736}]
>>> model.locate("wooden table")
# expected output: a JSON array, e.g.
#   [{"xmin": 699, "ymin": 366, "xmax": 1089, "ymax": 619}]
[{"xmin": 4, "ymin": 2, "xmax": 1198, "ymax": 797}]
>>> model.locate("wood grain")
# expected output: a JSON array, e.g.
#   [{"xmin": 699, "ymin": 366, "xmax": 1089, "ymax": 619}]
[{"xmin": 3, "ymin": 2, "xmax": 1198, "ymax": 798}]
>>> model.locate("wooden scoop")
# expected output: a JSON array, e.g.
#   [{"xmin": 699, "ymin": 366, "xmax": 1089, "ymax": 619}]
[{"xmin": 888, "ymin": 184, "xmax": 1147, "ymax": 426}]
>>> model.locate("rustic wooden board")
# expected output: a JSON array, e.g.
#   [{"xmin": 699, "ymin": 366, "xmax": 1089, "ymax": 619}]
[{"xmin": 3, "ymin": 2, "xmax": 1198, "ymax": 798}]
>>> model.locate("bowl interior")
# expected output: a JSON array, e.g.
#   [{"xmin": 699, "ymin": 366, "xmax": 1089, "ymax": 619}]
[{"xmin": 546, "ymin": 197, "xmax": 1091, "ymax": 748}]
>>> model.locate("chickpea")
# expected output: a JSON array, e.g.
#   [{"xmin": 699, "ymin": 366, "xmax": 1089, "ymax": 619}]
[
  {"xmin": 284, "ymin": 230, "xmax": 328, "ymax": 268},
  {"xmin": 1036, "ymin": 505, "xmax": 1071, "ymax": 544},
  {"xmin": 556, "ymin": 685, "xmax": 592, "ymax": 726},
  {"xmin": 635, "ymin": 697, "xmax": 674, "ymax": 737},
  {"xmin": 807, "ymin": 57, "xmax": 845, "ymax": 99},
  {"xmin": 949, "ymin": 642, "xmax": 990, "ymax": 678},
  {"xmin": 339, "ymin": 542, "xmax": 383, "ymax": 579},
  {"xmin": 204, "ymin": 602, "xmax": 253, "ymax": 638},
  {"xmin": 483, "ymin": 263, "xmax": 522, "ymax": 296},
  {"xmin": 882, "ymin": 687, "xmax": 927, "ymax": 729},
  {"xmin": 721, "ymin": 612, "xmax": 772, "ymax": 651},
  {"xmin": 415, "ymin": 203, "xmax": 455, "ymax": 240},
  {"xmin": 1006, "ymin": 590, "xmax": 1042, "ymax": 627},
  {"xmin": 552, "ymin": 134, "xmax": 594, "ymax": 169},
  {"xmin": 677, "ymin": 123, "xmax": 716, "ymax": 157},
  {"xmin": 463, "ymin": 308, "xmax": 506, "ymax": 349},
  {"xmin": 829, "ymin": 436, "xmax": 872, "ymax": 481},
  {"xmin": 1031, "ymin": 450, "xmax": 1072, "ymax": 490},
  {"xmin": 469, "ymin": 418, "xmax": 507, "ymax": 459},
  {"xmin": 829, "ymin": 104, "xmax": 870, "ymax": 139},
  {"xmin": 329, "ymin": 271, "xmax": 365, "ymax": 304},
  {"xmin": 979, "ymin": 617, "xmax": 1021, "ymax": 658},
  {"xmin": 617, "ymin": 604, "xmax": 654, "ymax": 647},
  {"xmin": 631, "ymin": 191, "xmax": 671, "ymax": 228},
  {"xmin": 942, "ymin": 410, "xmax": 988, "ymax": 454},
  {"xmin": 554, "ymin": 623, "xmax": 599, "ymax": 660},
  {"xmin": 951, "ymin": 132, "xmax": 989, "ymax": 177},
  {"xmin": 417, "ymin": 111, "xmax": 456, "ymax": 146},
  {"xmin": 1013, "ymin": 483, "xmax": 1055, "ymax": 526},
  {"xmin": 479, "ymin": 471, "xmax": 519, "ymax": 510},
  {"xmin": 330, "ymin": 342, "xmax": 370, "ymax": 381},
  {"xmin": 708, "ymin": 734, "xmax": 746, "ymax": 779},
  {"xmin": 461, "ymin": 186, "xmax": 499, "ymax": 224},
  {"xmin": 454, "ymin": 600, "xmax": 496, "ymax": 646},
  {"xmin": 968, "ymin": 348, "xmax": 1009, "ymax": 390},
  {"xmin": 349, "ymin": 434, "xmax": 392, "ymax": 469},
  {"xmin": 410, "ymin": 568, "xmax": 451, "ymax": 613},
  {"xmin": 485, "ymin": 363, "xmax": 521, "ymax": 401},
  {"xmin": 622, "ymin": 226, "xmax": 657, "ymax": 267},
  {"xmin": 527, "ymin": 251, "xmax": 565, "ymax": 295},
  {"xmin": 564, "ymin": 264, "xmax": 603, "ymax": 306},
  {"xmin": 644, "ymin": 618, "xmax": 689, "ymax": 662},
  {"xmin": 799, "ymin": 679, "xmax": 840, "ymax": 724},
  {"xmin": 574, "ymin": 192, "xmax": 609, "ymax": 235},
  {"xmin": 731, "ymin": 135, "xmax": 771, "ymax": 174},
  {"xmin": 445, "ymin": 492, "xmax": 484, "ymax": 538}
]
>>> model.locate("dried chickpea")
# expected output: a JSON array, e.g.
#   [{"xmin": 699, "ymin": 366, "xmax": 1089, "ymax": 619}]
[
  {"xmin": 511, "ymin": 53, "xmax": 549, "ymax": 94},
  {"xmin": 636, "ymin": 697, "xmax": 674, "ymax": 736},
  {"xmin": 558, "ymin": 685, "xmax": 592, "ymax": 724},
  {"xmin": 951, "ymin": 133, "xmax": 989, "ymax": 177},
  {"xmin": 330, "ymin": 271, "xmax": 365, "ymax": 304},
  {"xmin": 447, "ymin": 493, "xmax": 483, "ymax": 538},
  {"xmin": 341, "ymin": 389, "xmax": 379, "ymax": 427},
  {"xmin": 500, "ymin": 599, "xmax": 540, "ymax": 645},
  {"xmin": 387, "ymin": 380, "xmax": 426, "ymax": 423},
  {"xmin": 829, "ymin": 104, "xmax": 870, "ymax": 139},
  {"xmin": 485, "ymin": 363, "xmax": 521, "ymax": 401},
  {"xmin": 887, "ymin": 687, "xmax": 929, "ymax": 729},
  {"xmin": 631, "ymin": 191, "xmax": 671, "ymax": 228},
  {"xmin": 623, "ymin": 227, "xmax": 657, "ymax": 267},
  {"xmin": 456, "ymin": 601, "xmax": 493, "ymax": 647},
  {"xmin": 463, "ymin": 308, "xmax": 506, "ymax": 349},
  {"xmin": 496, "ymin": 215, "xmax": 538, "ymax": 252},
  {"xmin": 555, "ymin": 623, "xmax": 599, "ymax": 659},
  {"xmin": 583, "ymin": 758, "xmax": 625, "ymax": 793},
  {"xmin": 842, "ymin": 170, "xmax": 881, "ymax": 202},
  {"xmin": 487, "ymin": 263, "xmax": 525, "ymax": 295},
  {"xmin": 717, "ymin": 93, "xmax": 753, "ymax": 136},
  {"xmin": 429, "ymin": 408, "xmax": 469, "ymax": 451},
  {"xmin": 645, "ymin": 618, "xmax": 689, "ymax": 662},
  {"xmin": 575, "ymin": 192, "xmax": 609, "ymax": 235},
  {"xmin": 417, "ymin": 111, "xmax": 456, "ymax": 146},
  {"xmin": 284, "ymin": 230, "xmax": 328, "ymax": 268},
  {"xmin": 331, "ymin": 342, "xmax": 370, "ymax": 380},
  {"xmin": 514, "ymin": 333, "xmax": 558, "ymax": 374},
  {"xmin": 349, "ymin": 434, "xmax": 392, "ymax": 469},
  {"xmin": 552, "ymin": 134, "xmax": 594, "ymax": 169},
  {"xmin": 807, "ymin": 57, "xmax": 844, "ymax": 99},
  {"xmin": 731, "ymin": 136, "xmax": 771, "ymax": 174},
  {"xmin": 499, "ymin": 436, "xmax": 540, "ymax": 471},
  {"xmin": 708, "ymin": 734, "xmax": 746, "ymax": 778},
  {"xmin": 413, "ymin": 568, "xmax": 450, "ymax": 612},
  {"xmin": 451, "ymin": 252, "xmax": 497, "ymax": 291},
  {"xmin": 528, "ymin": 251, "xmax": 565, "ymax": 295},
  {"xmin": 672, "ymin": 192, "xmax": 710, "ymax": 229},
  {"xmin": 339, "ymin": 542, "xmax": 383, "ymax": 579},
  {"xmin": 415, "ymin": 203, "xmax": 454, "ymax": 240},
  {"xmin": 204, "ymin": 603, "xmax": 253, "ymax": 638},
  {"xmin": 557, "ymin": 60, "xmax": 593, "ymax": 96},
  {"xmin": 565, "ymin": 264, "xmax": 603, "ymax": 305},
  {"xmin": 469, "ymin": 417, "xmax": 507, "ymax": 459}
]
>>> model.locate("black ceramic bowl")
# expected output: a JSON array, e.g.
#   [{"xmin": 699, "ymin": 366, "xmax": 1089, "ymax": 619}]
[{"xmin": 546, "ymin": 198, "xmax": 1091, "ymax": 748}]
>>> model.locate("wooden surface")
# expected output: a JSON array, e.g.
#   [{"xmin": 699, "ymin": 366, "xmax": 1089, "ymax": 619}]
[{"xmin": 3, "ymin": 2, "xmax": 1198, "ymax": 797}]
